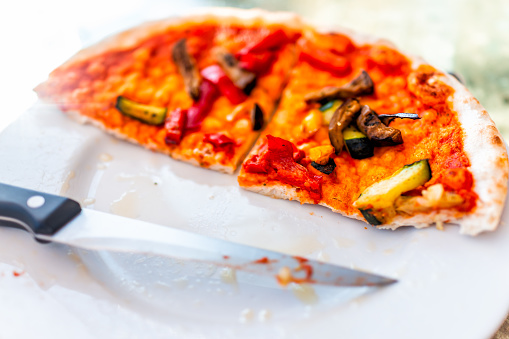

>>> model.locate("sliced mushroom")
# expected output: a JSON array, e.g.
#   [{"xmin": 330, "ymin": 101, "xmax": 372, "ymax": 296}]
[
  {"xmin": 356, "ymin": 105, "xmax": 403, "ymax": 146},
  {"xmin": 378, "ymin": 113, "xmax": 420, "ymax": 125},
  {"xmin": 250, "ymin": 103, "xmax": 264, "ymax": 131},
  {"xmin": 305, "ymin": 70, "xmax": 374, "ymax": 104},
  {"xmin": 214, "ymin": 47, "xmax": 256, "ymax": 94},
  {"xmin": 172, "ymin": 39, "xmax": 202, "ymax": 101},
  {"xmin": 328, "ymin": 98, "xmax": 362, "ymax": 154}
]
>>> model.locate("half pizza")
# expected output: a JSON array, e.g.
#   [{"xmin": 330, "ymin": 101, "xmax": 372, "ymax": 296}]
[
  {"xmin": 35, "ymin": 9, "xmax": 302, "ymax": 174},
  {"xmin": 238, "ymin": 25, "xmax": 508, "ymax": 235}
]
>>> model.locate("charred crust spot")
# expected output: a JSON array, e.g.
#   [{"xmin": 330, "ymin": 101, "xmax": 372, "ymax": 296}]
[{"xmin": 491, "ymin": 135, "xmax": 503, "ymax": 146}]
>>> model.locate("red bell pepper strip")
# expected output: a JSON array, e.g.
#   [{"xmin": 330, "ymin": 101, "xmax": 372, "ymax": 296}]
[
  {"xmin": 203, "ymin": 133, "xmax": 236, "ymax": 156},
  {"xmin": 186, "ymin": 80, "xmax": 219, "ymax": 130},
  {"xmin": 243, "ymin": 138, "xmax": 305, "ymax": 173},
  {"xmin": 266, "ymin": 135, "xmax": 322, "ymax": 201},
  {"xmin": 244, "ymin": 135, "xmax": 322, "ymax": 201},
  {"xmin": 243, "ymin": 143, "xmax": 269, "ymax": 173},
  {"xmin": 328, "ymin": 34, "xmax": 356, "ymax": 55},
  {"xmin": 164, "ymin": 108, "xmax": 187, "ymax": 145},
  {"xmin": 298, "ymin": 39, "xmax": 352, "ymax": 76},
  {"xmin": 291, "ymin": 143, "xmax": 305, "ymax": 163},
  {"xmin": 201, "ymin": 65, "xmax": 247, "ymax": 105},
  {"xmin": 239, "ymin": 29, "xmax": 292, "ymax": 55},
  {"xmin": 238, "ymin": 51, "xmax": 276, "ymax": 73}
]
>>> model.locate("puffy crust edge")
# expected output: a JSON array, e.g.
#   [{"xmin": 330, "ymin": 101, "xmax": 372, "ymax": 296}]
[
  {"xmin": 443, "ymin": 75, "xmax": 509, "ymax": 235},
  {"xmin": 55, "ymin": 7, "xmax": 303, "ymax": 71}
]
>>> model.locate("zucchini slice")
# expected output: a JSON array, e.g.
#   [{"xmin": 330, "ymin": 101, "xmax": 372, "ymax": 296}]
[
  {"xmin": 360, "ymin": 209, "xmax": 384, "ymax": 225},
  {"xmin": 115, "ymin": 96, "xmax": 167, "ymax": 125},
  {"xmin": 343, "ymin": 125, "xmax": 374, "ymax": 159},
  {"xmin": 353, "ymin": 159, "xmax": 432, "ymax": 211},
  {"xmin": 311, "ymin": 158, "xmax": 336, "ymax": 175},
  {"xmin": 319, "ymin": 100, "xmax": 342, "ymax": 125}
]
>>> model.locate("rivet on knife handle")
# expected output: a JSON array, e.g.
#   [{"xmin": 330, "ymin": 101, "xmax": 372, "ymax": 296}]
[{"xmin": 0, "ymin": 182, "xmax": 81, "ymax": 241}]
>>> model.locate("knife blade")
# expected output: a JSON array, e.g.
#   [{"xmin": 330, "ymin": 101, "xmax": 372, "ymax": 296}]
[{"xmin": 0, "ymin": 182, "xmax": 396, "ymax": 287}]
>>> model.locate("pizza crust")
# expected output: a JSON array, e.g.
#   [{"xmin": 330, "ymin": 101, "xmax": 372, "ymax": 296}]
[
  {"xmin": 54, "ymin": 8, "xmax": 303, "ymax": 71},
  {"xmin": 441, "ymin": 74, "xmax": 509, "ymax": 235}
]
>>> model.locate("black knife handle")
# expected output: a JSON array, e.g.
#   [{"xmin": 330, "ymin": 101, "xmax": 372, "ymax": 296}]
[{"xmin": 0, "ymin": 183, "xmax": 81, "ymax": 241}]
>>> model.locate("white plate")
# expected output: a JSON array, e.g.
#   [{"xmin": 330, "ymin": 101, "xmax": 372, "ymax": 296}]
[{"xmin": 1, "ymin": 103, "xmax": 509, "ymax": 339}]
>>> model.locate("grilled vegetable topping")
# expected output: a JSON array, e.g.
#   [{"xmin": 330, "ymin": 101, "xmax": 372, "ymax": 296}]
[
  {"xmin": 319, "ymin": 100, "xmax": 342, "ymax": 125},
  {"xmin": 237, "ymin": 51, "xmax": 276, "ymax": 74},
  {"xmin": 356, "ymin": 105, "xmax": 403, "ymax": 146},
  {"xmin": 298, "ymin": 39, "xmax": 352, "ymax": 77},
  {"xmin": 343, "ymin": 125, "xmax": 374, "ymax": 159},
  {"xmin": 250, "ymin": 135, "xmax": 323, "ymax": 201},
  {"xmin": 250, "ymin": 103, "xmax": 264, "ymax": 131},
  {"xmin": 360, "ymin": 209, "xmax": 384, "ymax": 226},
  {"xmin": 201, "ymin": 65, "xmax": 247, "ymax": 105},
  {"xmin": 172, "ymin": 39, "xmax": 202, "ymax": 101},
  {"xmin": 203, "ymin": 133, "xmax": 236, "ymax": 156},
  {"xmin": 115, "ymin": 96, "xmax": 167, "ymax": 125},
  {"xmin": 238, "ymin": 29, "xmax": 292, "ymax": 55},
  {"xmin": 186, "ymin": 80, "xmax": 219, "ymax": 130},
  {"xmin": 304, "ymin": 70, "xmax": 374, "ymax": 104},
  {"xmin": 328, "ymin": 98, "xmax": 362, "ymax": 154},
  {"xmin": 378, "ymin": 113, "xmax": 420, "ymax": 126},
  {"xmin": 319, "ymin": 101, "xmax": 335, "ymax": 111},
  {"xmin": 311, "ymin": 158, "xmax": 336, "ymax": 175},
  {"xmin": 164, "ymin": 108, "xmax": 187, "ymax": 145},
  {"xmin": 353, "ymin": 159, "xmax": 432, "ymax": 212},
  {"xmin": 309, "ymin": 145, "xmax": 335, "ymax": 165},
  {"xmin": 214, "ymin": 47, "xmax": 256, "ymax": 94},
  {"xmin": 235, "ymin": 29, "xmax": 293, "ymax": 74}
]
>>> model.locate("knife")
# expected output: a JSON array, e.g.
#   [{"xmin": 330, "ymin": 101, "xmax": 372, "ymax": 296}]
[{"xmin": 0, "ymin": 182, "xmax": 396, "ymax": 287}]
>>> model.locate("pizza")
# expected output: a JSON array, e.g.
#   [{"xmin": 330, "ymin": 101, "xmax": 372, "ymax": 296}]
[
  {"xmin": 36, "ymin": 9, "xmax": 302, "ymax": 174},
  {"xmin": 35, "ymin": 8, "xmax": 508, "ymax": 235}
]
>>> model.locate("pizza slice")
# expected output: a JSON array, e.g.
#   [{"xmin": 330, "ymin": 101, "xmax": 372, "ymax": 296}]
[
  {"xmin": 35, "ymin": 9, "xmax": 302, "ymax": 173},
  {"xmin": 238, "ymin": 26, "xmax": 509, "ymax": 235}
]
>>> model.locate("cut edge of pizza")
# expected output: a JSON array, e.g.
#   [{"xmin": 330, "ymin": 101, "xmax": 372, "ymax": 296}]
[
  {"xmin": 35, "ymin": 8, "xmax": 304, "ymax": 174},
  {"xmin": 237, "ymin": 24, "xmax": 509, "ymax": 236}
]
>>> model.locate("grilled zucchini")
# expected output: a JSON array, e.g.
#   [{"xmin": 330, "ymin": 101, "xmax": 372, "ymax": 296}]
[
  {"xmin": 343, "ymin": 125, "xmax": 374, "ymax": 159},
  {"xmin": 319, "ymin": 100, "xmax": 342, "ymax": 125},
  {"xmin": 115, "ymin": 96, "xmax": 167, "ymax": 125},
  {"xmin": 353, "ymin": 159, "xmax": 432, "ymax": 224}
]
